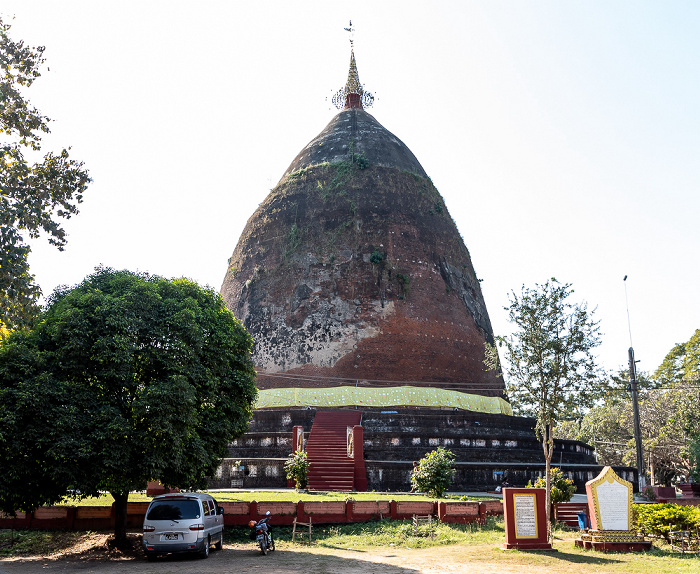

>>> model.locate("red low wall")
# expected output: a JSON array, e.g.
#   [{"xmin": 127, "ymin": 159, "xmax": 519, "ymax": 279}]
[{"xmin": 0, "ymin": 499, "xmax": 502, "ymax": 531}]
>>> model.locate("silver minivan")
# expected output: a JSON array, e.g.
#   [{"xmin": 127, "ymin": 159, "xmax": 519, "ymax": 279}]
[{"xmin": 142, "ymin": 492, "xmax": 224, "ymax": 560}]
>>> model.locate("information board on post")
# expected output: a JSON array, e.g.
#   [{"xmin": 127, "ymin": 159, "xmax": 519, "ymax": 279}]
[{"xmin": 502, "ymin": 487, "xmax": 553, "ymax": 550}]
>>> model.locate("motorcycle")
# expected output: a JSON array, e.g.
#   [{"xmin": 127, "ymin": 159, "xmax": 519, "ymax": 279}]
[{"xmin": 249, "ymin": 511, "xmax": 275, "ymax": 555}]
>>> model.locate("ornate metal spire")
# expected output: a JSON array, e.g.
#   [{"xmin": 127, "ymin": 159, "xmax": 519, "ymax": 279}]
[{"xmin": 332, "ymin": 21, "xmax": 374, "ymax": 110}]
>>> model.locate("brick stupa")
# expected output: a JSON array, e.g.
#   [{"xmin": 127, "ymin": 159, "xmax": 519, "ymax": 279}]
[
  {"xmin": 221, "ymin": 47, "xmax": 503, "ymax": 398},
  {"xmin": 215, "ymin": 34, "xmax": 606, "ymax": 492}
]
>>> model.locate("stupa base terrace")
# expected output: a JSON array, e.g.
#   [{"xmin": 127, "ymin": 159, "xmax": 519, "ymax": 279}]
[{"xmin": 209, "ymin": 407, "xmax": 637, "ymax": 493}]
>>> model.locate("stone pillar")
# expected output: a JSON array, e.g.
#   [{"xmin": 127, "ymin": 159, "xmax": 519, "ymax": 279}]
[{"xmin": 292, "ymin": 425, "xmax": 304, "ymax": 452}]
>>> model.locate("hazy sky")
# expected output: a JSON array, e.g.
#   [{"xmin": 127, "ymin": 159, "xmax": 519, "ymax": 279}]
[{"xmin": 3, "ymin": 1, "xmax": 698, "ymax": 377}]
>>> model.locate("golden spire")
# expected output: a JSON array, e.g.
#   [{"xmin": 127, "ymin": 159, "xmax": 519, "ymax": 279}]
[
  {"xmin": 332, "ymin": 21, "xmax": 374, "ymax": 110},
  {"xmin": 344, "ymin": 49, "xmax": 363, "ymax": 97}
]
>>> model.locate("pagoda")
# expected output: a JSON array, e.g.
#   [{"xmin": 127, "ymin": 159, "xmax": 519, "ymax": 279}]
[{"xmin": 216, "ymin": 26, "xmax": 613, "ymax": 492}]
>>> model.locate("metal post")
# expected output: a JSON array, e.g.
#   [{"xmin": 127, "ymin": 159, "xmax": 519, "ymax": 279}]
[{"xmin": 629, "ymin": 347, "xmax": 645, "ymax": 491}]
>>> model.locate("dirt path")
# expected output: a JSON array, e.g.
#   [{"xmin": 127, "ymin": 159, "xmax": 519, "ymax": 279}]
[
  {"xmin": 1, "ymin": 535, "xmax": 695, "ymax": 574},
  {"xmin": 0, "ymin": 535, "xmax": 592, "ymax": 574},
  {"xmin": 0, "ymin": 546, "xmax": 535, "ymax": 574}
]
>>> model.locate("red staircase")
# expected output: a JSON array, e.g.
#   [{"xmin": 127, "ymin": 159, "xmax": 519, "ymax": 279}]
[{"xmin": 306, "ymin": 411, "xmax": 362, "ymax": 491}]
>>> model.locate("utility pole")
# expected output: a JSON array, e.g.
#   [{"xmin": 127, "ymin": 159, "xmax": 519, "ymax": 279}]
[
  {"xmin": 629, "ymin": 347, "xmax": 645, "ymax": 491},
  {"xmin": 624, "ymin": 275, "xmax": 645, "ymax": 492}
]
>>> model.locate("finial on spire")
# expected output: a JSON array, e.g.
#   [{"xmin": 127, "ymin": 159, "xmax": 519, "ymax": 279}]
[
  {"xmin": 332, "ymin": 20, "xmax": 374, "ymax": 110},
  {"xmin": 344, "ymin": 20, "xmax": 355, "ymax": 48}
]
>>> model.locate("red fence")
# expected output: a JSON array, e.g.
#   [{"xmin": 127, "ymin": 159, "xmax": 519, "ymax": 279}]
[{"xmin": 0, "ymin": 499, "xmax": 503, "ymax": 531}]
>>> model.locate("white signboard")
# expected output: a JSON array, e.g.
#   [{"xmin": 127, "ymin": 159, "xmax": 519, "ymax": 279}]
[
  {"xmin": 513, "ymin": 493, "xmax": 538, "ymax": 538},
  {"xmin": 595, "ymin": 479, "xmax": 630, "ymax": 530}
]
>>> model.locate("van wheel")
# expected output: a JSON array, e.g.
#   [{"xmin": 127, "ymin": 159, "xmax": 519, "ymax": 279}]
[
  {"xmin": 200, "ymin": 537, "xmax": 210, "ymax": 559},
  {"xmin": 146, "ymin": 552, "xmax": 157, "ymax": 562},
  {"xmin": 214, "ymin": 532, "xmax": 223, "ymax": 550}
]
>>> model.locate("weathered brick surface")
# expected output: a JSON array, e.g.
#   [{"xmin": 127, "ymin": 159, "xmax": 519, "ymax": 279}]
[
  {"xmin": 257, "ymin": 502, "xmax": 296, "ymax": 516},
  {"xmin": 221, "ymin": 501, "xmax": 250, "ymax": 515},
  {"xmin": 33, "ymin": 507, "xmax": 67, "ymax": 519},
  {"xmin": 281, "ymin": 109, "xmax": 428, "ymax": 182},
  {"xmin": 75, "ymin": 507, "xmax": 111, "ymax": 519},
  {"xmin": 221, "ymin": 408, "xmax": 596, "ymax": 475},
  {"xmin": 444, "ymin": 502, "xmax": 480, "ymax": 516},
  {"xmin": 395, "ymin": 501, "xmax": 434, "ymax": 515},
  {"xmin": 480, "ymin": 500, "xmax": 504, "ymax": 514},
  {"xmin": 353, "ymin": 501, "xmax": 390, "ymax": 515},
  {"xmin": 214, "ymin": 407, "xmax": 607, "ymax": 491},
  {"xmin": 221, "ymin": 163, "xmax": 503, "ymax": 395},
  {"xmin": 304, "ymin": 501, "xmax": 346, "ymax": 515}
]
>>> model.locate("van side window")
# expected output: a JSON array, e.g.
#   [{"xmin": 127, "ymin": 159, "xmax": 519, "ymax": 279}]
[
  {"xmin": 203, "ymin": 500, "xmax": 211, "ymax": 516},
  {"xmin": 208, "ymin": 500, "xmax": 215, "ymax": 515}
]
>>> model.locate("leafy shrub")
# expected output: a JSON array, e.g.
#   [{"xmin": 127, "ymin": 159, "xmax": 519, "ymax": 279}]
[
  {"xmin": 526, "ymin": 467, "xmax": 576, "ymax": 504},
  {"xmin": 352, "ymin": 153, "xmax": 370, "ymax": 170},
  {"xmin": 411, "ymin": 447, "xmax": 456, "ymax": 498},
  {"xmin": 634, "ymin": 503, "xmax": 700, "ymax": 540},
  {"xmin": 284, "ymin": 451, "xmax": 309, "ymax": 490},
  {"xmin": 370, "ymin": 250, "xmax": 383, "ymax": 264}
]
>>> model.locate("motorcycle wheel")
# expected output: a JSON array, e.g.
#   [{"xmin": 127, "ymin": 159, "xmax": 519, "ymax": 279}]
[{"xmin": 259, "ymin": 538, "xmax": 267, "ymax": 555}]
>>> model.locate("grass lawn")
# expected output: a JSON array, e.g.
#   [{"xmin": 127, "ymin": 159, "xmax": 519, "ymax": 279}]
[{"xmin": 225, "ymin": 514, "xmax": 510, "ymax": 548}]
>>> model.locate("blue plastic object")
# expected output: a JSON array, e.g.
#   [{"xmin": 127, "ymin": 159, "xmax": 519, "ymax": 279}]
[{"xmin": 577, "ymin": 512, "xmax": 589, "ymax": 529}]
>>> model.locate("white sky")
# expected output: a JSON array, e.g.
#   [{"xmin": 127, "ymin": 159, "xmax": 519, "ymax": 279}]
[{"xmin": 3, "ymin": 1, "xmax": 698, "ymax": 377}]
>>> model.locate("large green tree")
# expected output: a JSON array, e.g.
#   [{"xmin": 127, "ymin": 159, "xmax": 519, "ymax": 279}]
[
  {"xmin": 654, "ymin": 329, "xmax": 700, "ymax": 386},
  {"xmin": 555, "ymin": 331, "xmax": 700, "ymax": 486},
  {"xmin": 555, "ymin": 402, "xmax": 633, "ymax": 466},
  {"xmin": 1, "ymin": 16, "xmax": 90, "ymax": 329},
  {"xmin": 652, "ymin": 329, "xmax": 700, "ymax": 483},
  {"xmin": 486, "ymin": 279, "xmax": 603, "ymax": 540},
  {"xmin": 0, "ymin": 268, "xmax": 257, "ymax": 542}
]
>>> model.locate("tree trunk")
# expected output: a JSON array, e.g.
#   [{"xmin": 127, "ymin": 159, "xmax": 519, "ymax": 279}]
[
  {"xmin": 542, "ymin": 422, "xmax": 554, "ymax": 543},
  {"xmin": 112, "ymin": 491, "xmax": 129, "ymax": 545}
]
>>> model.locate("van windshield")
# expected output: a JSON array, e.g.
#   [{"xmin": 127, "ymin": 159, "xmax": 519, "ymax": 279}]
[{"xmin": 147, "ymin": 499, "xmax": 201, "ymax": 521}]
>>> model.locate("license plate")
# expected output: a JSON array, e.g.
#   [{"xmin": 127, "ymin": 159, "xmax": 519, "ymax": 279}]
[{"xmin": 164, "ymin": 534, "xmax": 178, "ymax": 541}]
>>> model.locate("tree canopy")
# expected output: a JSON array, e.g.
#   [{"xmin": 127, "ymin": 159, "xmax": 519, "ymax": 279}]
[
  {"xmin": 1, "ymin": 16, "xmax": 90, "ymax": 329},
  {"xmin": 0, "ymin": 268, "xmax": 257, "ymax": 541},
  {"xmin": 654, "ymin": 329, "xmax": 700, "ymax": 385},
  {"xmin": 556, "ymin": 329, "xmax": 700, "ymax": 486}
]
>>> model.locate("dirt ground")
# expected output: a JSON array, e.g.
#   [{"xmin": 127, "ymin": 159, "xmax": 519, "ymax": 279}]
[
  {"xmin": 1, "ymin": 533, "xmax": 698, "ymax": 574},
  {"xmin": 0, "ymin": 532, "xmax": 546, "ymax": 574}
]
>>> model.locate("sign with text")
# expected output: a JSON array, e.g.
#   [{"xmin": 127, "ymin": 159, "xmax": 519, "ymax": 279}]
[
  {"xmin": 502, "ymin": 488, "xmax": 552, "ymax": 550},
  {"xmin": 586, "ymin": 467, "xmax": 632, "ymax": 531},
  {"xmin": 513, "ymin": 493, "xmax": 538, "ymax": 538}
]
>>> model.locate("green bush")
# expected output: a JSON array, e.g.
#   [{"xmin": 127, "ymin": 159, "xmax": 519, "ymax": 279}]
[
  {"xmin": 411, "ymin": 447, "xmax": 456, "ymax": 498},
  {"xmin": 634, "ymin": 503, "xmax": 700, "ymax": 540},
  {"xmin": 284, "ymin": 451, "xmax": 309, "ymax": 490},
  {"xmin": 352, "ymin": 153, "xmax": 370, "ymax": 170},
  {"xmin": 526, "ymin": 467, "xmax": 576, "ymax": 504}
]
